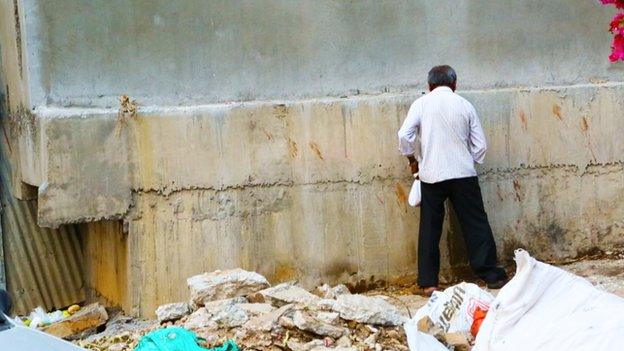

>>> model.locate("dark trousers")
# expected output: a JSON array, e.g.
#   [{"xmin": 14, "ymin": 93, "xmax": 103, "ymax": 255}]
[{"xmin": 418, "ymin": 176, "xmax": 506, "ymax": 287}]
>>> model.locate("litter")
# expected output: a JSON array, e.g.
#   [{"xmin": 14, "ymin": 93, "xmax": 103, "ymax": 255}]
[
  {"xmin": 412, "ymin": 282, "xmax": 493, "ymax": 334},
  {"xmin": 473, "ymin": 249, "xmax": 624, "ymax": 351},
  {"xmin": 135, "ymin": 327, "xmax": 239, "ymax": 351}
]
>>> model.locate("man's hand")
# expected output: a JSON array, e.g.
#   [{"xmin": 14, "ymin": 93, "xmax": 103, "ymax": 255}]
[
  {"xmin": 407, "ymin": 155, "xmax": 418, "ymax": 177},
  {"xmin": 410, "ymin": 161, "xmax": 419, "ymax": 175}
]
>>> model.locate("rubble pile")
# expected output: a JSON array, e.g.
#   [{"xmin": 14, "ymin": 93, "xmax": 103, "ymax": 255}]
[{"xmin": 78, "ymin": 269, "xmax": 429, "ymax": 350}]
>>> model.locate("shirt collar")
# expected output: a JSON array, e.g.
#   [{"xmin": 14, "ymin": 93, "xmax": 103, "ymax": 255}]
[{"xmin": 430, "ymin": 86, "xmax": 453, "ymax": 93}]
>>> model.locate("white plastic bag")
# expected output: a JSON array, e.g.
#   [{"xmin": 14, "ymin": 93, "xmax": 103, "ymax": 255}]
[
  {"xmin": 404, "ymin": 319, "xmax": 447, "ymax": 351},
  {"xmin": 474, "ymin": 250, "xmax": 624, "ymax": 351},
  {"xmin": 408, "ymin": 175, "xmax": 421, "ymax": 207},
  {"xmin": 411, "ymin": 282, "xmax": 494, "ymax": 334}
]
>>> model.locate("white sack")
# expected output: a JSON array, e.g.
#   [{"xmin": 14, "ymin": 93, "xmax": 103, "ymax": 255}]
[
  {"xmin": 409, "ymin": 282, "xmax": 493, "ymax": 334},
  {"xmin": 474, "ymin": 249, "xmax": 624, "ymax": 351},
  {"xmin": 404, "ymin": 319, "xmax": 448, "ymax": 351}
]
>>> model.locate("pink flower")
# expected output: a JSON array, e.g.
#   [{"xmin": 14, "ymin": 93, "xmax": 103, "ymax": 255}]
[
  {"xmin": 609, "ymin": 34, "xmax": 624, "ymax": 62},
  {"xmin": 601, "ymin": 0, "xmax": 624, "ymax": 9},
  {"xmin": 610, "ymin": 13, "xmax": 624, "ymax": 34}
]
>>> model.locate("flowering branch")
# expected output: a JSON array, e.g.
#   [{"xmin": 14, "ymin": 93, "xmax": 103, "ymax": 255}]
[{"xmin": 601, "ymin": 0, "xmax": 624, "ymax": 61}]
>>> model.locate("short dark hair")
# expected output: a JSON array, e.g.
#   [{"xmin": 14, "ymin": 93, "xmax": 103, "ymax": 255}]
[{"xmin": 428, "ymin": 65, "xmax": 457, "ymax": 88}]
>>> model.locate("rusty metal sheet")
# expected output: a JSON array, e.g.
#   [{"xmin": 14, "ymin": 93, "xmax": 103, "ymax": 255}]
[{"xmin": 0, "ymin": 136, "xmax": 84, "ymax": 315}]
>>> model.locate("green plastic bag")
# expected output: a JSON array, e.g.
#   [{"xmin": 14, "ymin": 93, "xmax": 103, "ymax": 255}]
[{"xmin": 134, "ymin": 327, "xmax": 239, "ymax": 351}]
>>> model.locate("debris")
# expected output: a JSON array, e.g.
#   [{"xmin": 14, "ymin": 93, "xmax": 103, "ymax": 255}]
[
  {"xmin": 411, "ymin": 282, "xmax": 493, "ymax": 334},
  {"xmin": 243, "ymin": 304, "xmax": 293, "ymax": 332},
  {"xmin": 316, "ymin": 284, "xmax": 351, "ymax": 299},
  {"xmin": 156, "ymin": 302, "xmax": 190, "ymax": 323},
  {"xmin": 316, "ymin": 311, "xmax": 340, "ymax": 325},
  {"xmin": 42, "ymin": 303, "xmax": 108, "ymax": 340},
  {"xmin": 259, "ymin": 283, "xmax": 321, "ymax": 307},
  {"xmin": 187, "ymin": 269, "xmax": 269, "ymax": 307},
  {"xmin": 236, "ymin": 303, "xmax": 275, "ymax": 316},
  {"xmin": 333, "ymin": 294, "xmax": 406, "ymax": 326},
  {"xmin": 292, "ymin": 310, "xmax": 345, "ymax": 338},
  {"xmin": 183, "ymin": 308, "xmax": 218, "ymax": 330},
  {"xmin": 444, "ymin": 332, "xmax": 472, "ymax": 351}
]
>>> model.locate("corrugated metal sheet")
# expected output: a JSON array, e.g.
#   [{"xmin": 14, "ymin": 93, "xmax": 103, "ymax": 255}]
[{"xmin": 0, "ymin": 134, "xmax": 85, "ymax": 315}]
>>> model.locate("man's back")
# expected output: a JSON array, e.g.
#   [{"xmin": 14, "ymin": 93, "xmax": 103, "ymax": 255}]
[{"xmin": 398, "ymin": 86, "xmax": 487, "ymax": 184}]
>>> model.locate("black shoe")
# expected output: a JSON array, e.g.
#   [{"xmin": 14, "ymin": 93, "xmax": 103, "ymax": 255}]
[{"xmin": 486, "ymin": 279, "xmax": 508, "ymax": 289}]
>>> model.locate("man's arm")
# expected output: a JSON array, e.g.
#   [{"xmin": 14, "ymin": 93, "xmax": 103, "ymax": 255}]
[
  {"xmin": 398, "ymin": 100, "xmax": 421, "ymax": 174},
  {"xmin": 467, "ymin": 103, "xmax": 487, "ymax": 164}
]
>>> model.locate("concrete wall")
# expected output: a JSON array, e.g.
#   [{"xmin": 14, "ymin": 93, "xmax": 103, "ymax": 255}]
[
  {"xmin": 19, "ymin": 0, "xmax": 621, "ymax": 107},
  {"xmin": 2, "ymin": 0, "xmax": 624, "ymax": 316}
]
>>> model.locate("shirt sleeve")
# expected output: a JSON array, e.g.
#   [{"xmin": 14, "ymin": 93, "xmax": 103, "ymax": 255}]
[
  {"xmin": 467, "ymin": 102, "xmax": 487, "ymax": 164},
  {"xmin": 397, "ymin": 100, "xmax": 421, "ymax": 157}
]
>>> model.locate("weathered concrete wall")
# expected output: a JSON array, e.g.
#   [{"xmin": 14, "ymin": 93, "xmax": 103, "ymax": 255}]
[
  {"xmin": 71, "ymin": 83, "xmax": 624, "ymax": 316},
  {"xmin": 18, "ymin": 0, "xmax": 622, "ymax": 108},
  {"xmin": 2, "ymin": 0, "xmax": 624, "ymax": 317}
]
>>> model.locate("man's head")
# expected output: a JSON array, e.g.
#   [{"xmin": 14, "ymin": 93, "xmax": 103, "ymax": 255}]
[{"xmin": 428, "ymin": 65, "xmax": 457, "ymax": 91}]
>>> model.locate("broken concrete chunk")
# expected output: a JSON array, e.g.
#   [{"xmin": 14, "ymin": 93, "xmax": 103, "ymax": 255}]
[
  {"xmin": 155, "ymin": 302, "xmax": 190, "ymax": 322},
  {"xmin": 316, "ymin": 311, "xmax": 340, "ymax": 325},
  {"xmin": 42, "ymin": 303, "xmax": 108, "ymax": 340},
  {"xmin": 333, "ymin": 294, "xmax": 406, "ymax": 326},
  {"xmin": 292, "ymin": 310, "xmax": 345, "ymax": 338},
  {"xmin": 203, "ymin": 297, "xmax": 247, "ymax": 314},
  {"xmin": 259, "ymin": 283, "xmax": 321, "ymax": 307},
  {"xmin": 244, "ymin": 304, "xmax": 293, "ymax": 332},
  {"xmin": 309, "ymin": 298, "xmax": 336, "ymax": 311},
  {"xmin": 183, "ymin": 308, "xmax": 218, "ymax": 330},
  {"xmin": 317, "ymin": 284, "xmax": 352, "ymax": 299},
  {"xmin": 211, "ymin": 303, "xmax": 248, "ymax": 328},
  {"xmin": 237, "ymin": 303, "xmax": 275, "ymax": 316},
  {"xmin": 187, "ymin": 268, "xmax": 270, "ymax": 306}
]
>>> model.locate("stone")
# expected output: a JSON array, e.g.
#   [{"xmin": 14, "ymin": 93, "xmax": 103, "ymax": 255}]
[
  {"xmin": 335, "ymin": 334, "xmax": 352, "ymax": 347},
  {"xmin": 317, "ymin": 284, "xmax": 352, "ymax": 299},
  {"xmin": 42, "ymin": 303, "xmax": 108, "ymax": 340},
  {"xmin": 203, "ymin": 297, "xmax": 247, "ymax": 314},
  {"xmin": 108, "ymin": 343, "xmax": 127, "ymax": 351},
  {"xmin": 183, "ymin": 308, "xmax": 218, "ymax": 330},
  {"xmin": 259, "ymin": 283, "xmax": 321, "ymax": 307},
  {"xmin": 278, "ymin": 315, "xmax": 296, "ymax": 328},
  {"xmin": 309, "ymin": 299, "xmax": 336, "ymax": 311},
  {"xmin": 187, "ymin": 268, "xmax": 270, "ymax": 306},
  {"xmin": 444, "ymin": 332, "xmax": 472, "ymax": 351},
  {"xmin": 155, "ymin": 302, "xmax": 190, "ymax": 322},
  {"xmin": 332, "ymin": 294, "xmax": 407, "ymax": 326},
  {"xmin": 316, "ymin": 311, "xmax": 340, "ymax": 325},
  {"xmin": 292, "ymin": 310, "xmax": 345, "ymax": 338},
  {"xmin": 211, "ymin": 303, "xmax": 248, "ymax": 328},
  {"xmin": 244, "ymin": 304, "xmax": 294, "ymax": 332},
  {"xmin": 237, "ymin": 302, "xmax": 275, "ymax": 316}
]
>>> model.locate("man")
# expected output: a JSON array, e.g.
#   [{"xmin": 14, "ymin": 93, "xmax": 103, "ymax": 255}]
[{"xmin": 398, "ymin": 65, "xmax": 507, "ymax": 295}]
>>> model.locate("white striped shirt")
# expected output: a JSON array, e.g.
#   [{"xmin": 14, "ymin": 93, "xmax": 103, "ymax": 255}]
[{"xmin": 397, "ymin": 86, "xmax": 487, "ymax": 184}]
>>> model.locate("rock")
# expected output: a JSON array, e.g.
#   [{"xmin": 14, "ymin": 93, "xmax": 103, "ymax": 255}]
[
  {"xmin": 444, "ymin": 332, "xmax": 472, "ymax": 351},
  {"xmin": 278, "ymin": 315, "xmax": 296, "ymax": 328},
  {"xmin": 309, "ymin": 298, "xmax": 336, "ymax": 311},
  {"xmin": 317, "ymin": 284, "xmax": 352, "ymax": 299},
  {"xmin": 187, "ymin": 268, "xmax": 270, "ymax": 306},
  {"xmin": 42, "ymin": 303, "xmax": 108, "ymax": 340},
  {"xmin": 236, "ymin": 302, "xmax": 275, "ymax": 316},
  {"xmin": 244, "ymin": 304, "xmax": 293, "ymax": 332},
  {"xmin": 211, "ymin": 303, "xmax": 248, "ymax": 328},
  {"xmin": 335, "ymin": 334, "xmax": 352, "ymax": 347},
  {"xmin": 333, "ymin": 294, "xmax": 406, "ymax": 326},
  {"xmin": 260, "ymin": 283, "xmax": 321, "ymax": 307},
  {"xmin": 292, "ymin": 311, "xmax": 345, "ymax": 338},
  {"xmin": 203, "ymin": 297, "xmax": 247, "ymax": 314},
  {"xmin": 155, "ymin": 302, "xmax": 190, "ymax": 322},
  {"xmin": 183, "ymin": 308, "xmax": 218, "ymax": 330},
  {"xmin": 316, "ymin": 311, "xmax": 340, "ymax": 325}
]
